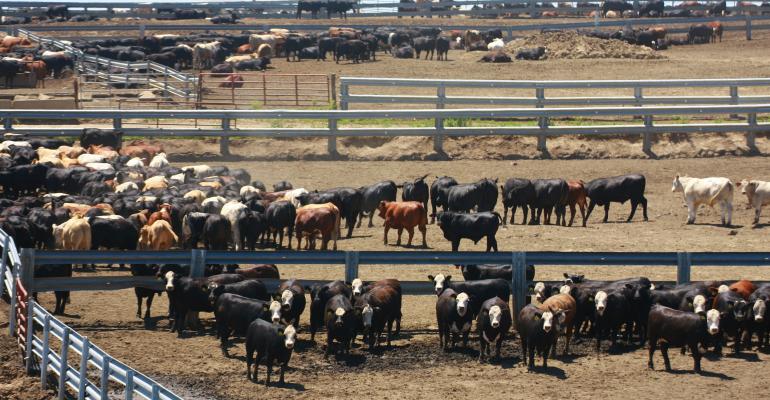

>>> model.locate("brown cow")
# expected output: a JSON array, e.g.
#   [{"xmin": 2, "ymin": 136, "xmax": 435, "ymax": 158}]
[
  {"xmin": 236, "ymin": 43, "xmax": 253, "ymax": 54},
  {"xmin": 139, "ymin": 220, "xmax": 178, "ymax": 250},
  {"xmin": 147, "ymin": 204, "xmax": 172, "ymax": 226},
  {"xmin": 377, "ymin": 201, "xmax": 427, "ymax": 248},
  {"xmin": 566, "ymin": 180, "xmax": 588, "ymax": 227},
  {"xmin": 219, "ymin": 73, "xmax": 245, "ymax": 89},
  {"xmin": 707, "ymin": 21, "xmax": 723, "ymax": 42},
  {"xmin": 294, "ymin": 203, "xmax": 340, "ymax": 250},
  {"xmin": 729, "ymin": 279, "xmax": 756, "ymax": 300},
  {"xmin": 0, "ymin": 36, "xmax": 31, "ymax": 50},
  {"xmin": 25, "ymin": 60, "xmax": 47, "ymax": 88},
  {"xmin": 88, "ymin": 145, "xmax": 119, "ymax": 160},
  {"xmin": 649, "ymin": 26, "xmax": 667, "ymax": 40},
  {"xmin": 234, "ymin": 264, "xmax": 280, "ymax": 279},
  {"xmin": 539, "ymin": 293, "xmax": 576, "ymax": 356},
  {"xmin": 120, "ymin": 141, "xmax": 164, "ymax": 159}
]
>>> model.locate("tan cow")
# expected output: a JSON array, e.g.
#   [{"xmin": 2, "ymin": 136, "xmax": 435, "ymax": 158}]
[
  {"xmin": 184, "ymin": 189, "xmax": 207, "ymax": 205},
  {"xmin": 737, "ymin": 179, "xmax": 770, "ymax": 224},
  {"xmin": 143, "ymin": 176, "xmax": 169, "ymax": 191},
  {"xmin": 53, "ymin": 215, "xmax": 91, "ymax": 250},
  {"xmin": 139, "ymin": 220, "xmax": 178, "ymax": 250}
]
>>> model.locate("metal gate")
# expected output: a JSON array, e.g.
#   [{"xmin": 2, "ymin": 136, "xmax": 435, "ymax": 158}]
[{"xmin": 196, "ymin": 73, "xmax": 335, "ymax": 109}]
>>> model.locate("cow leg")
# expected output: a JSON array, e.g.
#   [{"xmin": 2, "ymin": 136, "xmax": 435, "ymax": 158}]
[
  {"xmin": 522, "ymin": 205, "xmax": 529, "ymax": 225},
  {"xmin": 502, "ymin": 206, "xmax": 509, "ymax": 225},
  {"xmin": 627, "ymin": 200, "xmax": 639, "ymax": 222},
  {"xmin": 600, "ymin": 204, "xmax": 610, "ymax": 223},
  {"xmin": 419, "ymin": 224, "xmax": 427, "ymax": 248},
  {"xmin": 383, "ymin": 225, "xmax": 389, "ymax": 245},
  {"xmin": 579, "ymin": 202, "xmax": 587, "ymax": 227},
  {"xmin": 691, "ymin": 342, "xmax": 702, "ymax": 373},
  {"xmin": 356, "ymin": 213, "xmax": 363, "ymax": 228},
  {"xmin": 754, "ymin": 206, "xmax": 761, "ymax": 225},
  {"xmin": 396, "ymin": 227, "xmax": 403, "ymax": 246},
  {"xmin": 528, "ymin": 343, "xmax": 536, "ymax": 370},
  {"xmin": 136, "ymin": 291, "xmax": 143, "ymax": 318},
  {"xmin": 368, "ymin": 211, "xmax": 374, "ymax": 228},
  {"xmin": 585, "ymin": 200, "xmax": 596, "ymax": 222},
  {"xmin": 660, "ymin": 342, "xmax": 672, "ymax": 371},
  {"xmin": 451, "ymin": 240, "xmax": 460, "ymax": 252},
  {"xmin": 686, "ymin": 201, "xmax": 696, "ymax": 224},
  {"xmin": 568, "ymin": 204, "xmax": 576, "ymax": 226},
  {"xmin": 406, "ymin": 227, "xmax": 414, "ymax": 247},
  {"xmin": 647, "ymin": 339, "xmax": 656, "ymax": 369},
  {"xmin": 726, "ymin": 201, "xmax": 733, "ymax": 226},
  {"xmin": 486, "ymin": 235, "xmax": 498, "ymax": 252},
  {"xmin": 265, "ymin": 359, "xmax": 272, "ymax": 387}
]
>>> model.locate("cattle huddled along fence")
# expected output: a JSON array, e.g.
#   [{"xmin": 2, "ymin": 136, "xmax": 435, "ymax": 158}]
[{"xmin": 0, "ymin": 230, "xmax": 183, "ymax": 400}]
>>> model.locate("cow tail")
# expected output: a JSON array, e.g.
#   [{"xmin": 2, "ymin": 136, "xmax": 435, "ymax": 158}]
[
  {"xmin": 708, "ymin": 180, "xmax": 734, "ymax": 207},
  {"xmin": 493, "ymin": 211, "xmax": 503, "ymax": 224}
]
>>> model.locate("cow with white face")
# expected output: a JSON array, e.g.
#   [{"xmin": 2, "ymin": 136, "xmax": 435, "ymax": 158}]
[
  {"xmin": 594, "ymin": 291, "xmax": 608, "ymax": 316},
  {"xmin": 276, "ymin": 279, "xmax": 306, "ymax": 329},
  {"xmin": 164, "ymin": 270, "xmax": 176, "ymax": 291},
  {"xmin": 476, "ymin": 297, "xmax": 512, "ymax": 363},
  {"xmin": 324, "ymin": 294, "xmax": 356, "ymax": 357},
  {"xmin": 533, "ymin": 281, "xmax": 559, "ymax": 303},
  {"xmin": 737, "ymin": 179, "xmax": 770, "ymax": 225},
  {"xmin": 692, "ymin": 295, "xmax": 707, "ymax": 315},
  {"xmin": 518, "ymin": 304, "xmax": 563, "ymax": 370},
  {"xmin": 593, "ymin": 290, "xmax": 630, "ymax": 353},
  {"xmin": 351, "ymin": 278, "xmax": 365, "ymax": 296},
  {"xmin": 435, "ymin": 288, "xmax": 474, "ymax": 350},
  {"xmin": 428, "ymin": 273, "xmax": 451, "ymax": 295},
  {"xmin": 749, "ymin": 285, "xmax": 770, "ymax": 347},
  {"xmin": 245, "ymin": 319, "xmax": 296, "ymax": 386},
  {"xmin": 269, "ymin": 301, "xmax": 283, "ymax": 323},
  {"xmin": 646, "ymin": 304, "xmax": 721, "ymax": 373}
]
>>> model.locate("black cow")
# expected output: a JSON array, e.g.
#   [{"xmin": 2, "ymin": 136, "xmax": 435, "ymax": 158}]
[
  {"xmin": 147, "ymin": 52, "xmax": 177, "ymax": 68},
  {"xmin": 335, "ymin": 40, "xmax": 368, "ymax": 64},
  {"xmin": 182, "ymin": 212, "xmax": 209, "ymax": 249},
  {"xmin": 436, "ymin": 211, "xmax": 501, "ymax": 252},
  {"xmin": 501, "ymin": 178, "xmax": 536, "ymax": 225},
  {"xmin": 318, "ymin": 37, "xmax": 345, "ymax": 60},
  {"xmin": 209, "ymin": 280, "xmax": 269, "ymax": 306},
  {"xmin": 647, "ymin": 305, "xmax": 720, "ymax": 372},
  {"xmin": 235, "ymin": 57, "xmax": 270, "ymax": 71},
  {"xmin": 479, "ymin": 51, "xmax": 511, "ymax": 63},
  {"xmin": 27, "ymin": 208, "xmax": 55, "ymax": 249},
  {"xmin": 214, "ymin": 293, "xmax": 270, "ymax": 354},
  {"xmin": 457, "ymin": 264, "xmax": 535, "ymax": 282},
  {"xmin": 430, "ymin": 176, "xmax": 458, "ymax": 222},
  {"xmin": 593, "ymin": 289, "xmax": 631, "ymax": 352},
  {"xmin": 79, "ymin": 128, "xmax": 123, "ymax": 150},
  {"xmin": 238, "ymin": 210, "xmax": 268, "ymax": 250},
  {"xmin": 436, "ymin": 36, "xmax": 450, "ymax": 61},
  {"xmin": 436, "ymin": 288, "xmax": 473, "ymax": 350},
  {"xmin": 358, "ymin": 180, "xmax": 397, "ymax": 228},
  {"xmin": 709, "ymin": 0, "xmax": 727, "ymax": 15},
  {"xmin": 276, "ymin": 279, "xmax": 306, "ymax": 328},
  {"xmin": 211, "ymin": 63, "xmax": 234, "ymax": 75},
  {"xmin": 584, "ymin": 174, "xmax": 648, "ymax": 223},
  {"xmin": 0, "ymin": 60, "xmax": 21, "ymax": 89},
  {"xmin": 34, "ymin": 264, "xmax": 72, "ymax": 315},
  {"xmin": 89, "ymin": 216, "xmax": 138, "ymax": 254},
  {"xmin": 203, "ymin": 214, "xmax": 230, "ymax": 250},
  {"xmin": 41, "ymin": 53, "xmax": 74, "ymax": 79},
  {"xmin": 309, "ymin": 280, "xmax": 352, "ymax": 341},
  {"xmin": 447, "ymin": 178, "xmax": 498, "ymax": 213},
  {"xmin": 265, "ymin": 200, "xmax": 295, "ymax": 249},
  {"xmin": 297, "ymin": 0, "xmax": 324, "ymax": 18},
  {"xmin": 714, "ymin": 289, "xmax": 751, "ymax": 354},
  {"xmin": 321, "ymin": 187, "xmax": 362, "ymax": 238},
  {"xmin": 299, "ymin": 46, "xmax": 320, "ymax": 60},
  {"xmin": 245, "ymin": 320, "xmax": 296, "ymax": 386},
  {"xmin": 639, "ymin": 0, "xmax": 664, "ymax": 16},
  {"xmin": 324, "ymin": 294, "xmax": 356, "ymax": 357},
  {"xmin": 413, "ymin": 36, "xmax": 436, "ymax": 60},
  {"xmin": 273, "ymin": 181, "xmax": 293, "ymax": 191},
  {"xmin": 519, "ymin": 304, "xmax": 563, "ymax": 369},
  {"xmin": 602, "ymin": 0, "xmax": 633, "ymax": 15},
  {"xmin": 210, "ymin": 12, "xmax": 239, "ymax": 24},
  {"xmin": 326, "ymin": 0, "xmax": 356, "ymax": 19},
  {"xmin": 477, "ymin": 297, "xmax": 512, "ymax": 362},
  {"xmin": 515, "ymin": 47, "xmax": 546, "ymax": 60},
  {"xmin": 130, "ymin": 264, "xmax": 161, "ymax": 319},
  {"xmin": 749, "ymin": 284, "xmax": 770, "ymax": 348},
  {"xmin": 401, "ymin": 174, "xmax": 429, "ymax": 212},
  {"xmin": 46, "ymin": 5, "xmax": 69, "ymax": 19},
  {"xmin": 393, "ymin": 45, "xmax": 415, "ymax": 59},
  {"xmin": 688, "ymin": 24, "xmax": 713, "ymax": 44},
  {"xmin": 531, "ymin": 179, "xmax": 568, "ymax": 225}
]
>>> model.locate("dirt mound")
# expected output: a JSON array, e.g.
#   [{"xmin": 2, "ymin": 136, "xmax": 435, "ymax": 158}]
[{"xmin": 505, "ymin": 31, "xmax": 664, "ymax": 60}]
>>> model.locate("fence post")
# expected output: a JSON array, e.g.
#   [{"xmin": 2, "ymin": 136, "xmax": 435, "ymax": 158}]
[
  {"xmin": 643, "ymin": 115, "xmax": 653, "ymax": 155},
  {"xmin": 747, "ymin": 112, "xmax": 757, "ymax": 150},
  {"xmin": 328, "ymin": 119, "xmax": 338, "ymax": 155},
  {"xmin": 535, "ymin": 87, "xmax": 547, "ymax": 153},
  {"xmin": 20, "ymin": 248, "xmax": 35, "ymax": 292},
  {"xmin": 220, "ymin": 118, "xmax": 231, "ymax": 156},
  {"xmin": 125, "ymin": 370, "xmax": 134, "ymax": 400},
  {"xmin": 139, "ymin": 24, "xmax": 146, "ymax": 38},
  {"xmin": 190, "ymin": 249, "xmax": 206, "ymax": 278},
  {"xmin": 9, "ymin": 262, "xmax": 17, "ymax": 336},
  {"xmin": 746, "ymin": 14, "xmax": 753, "ymax": 40},
  {"xmin": 58, "ymin": 329, "xmax": 69, "ymax": 400},
  {"xmin": 0, "ymin": 236, "xmax": 9, "ymax": 298},
  {"xmin": 25, "ymin": 295, "xmax": 34, "ymax": 374},
  {"xmin": 40, "ymin": 315, "xmax": 50, "ymax": 390},
  {"xmin": 113, "ymin": 118, "xmax": 122, "ymax": 130},
  {"xmin": 4, "ymin": 113, "xmax": 12, "ymax": 130},
  {"xmin": 78, "ymin": 337, "xmax": 90, "ymax": 400},
  {"xmin": 511, "ymin": 251, "xmax": 527, "ymax": 321},
  {"xmin": 100, "ymin": 356, "xmax": 111, "ymax": 399},
  {"xmin": 729, "ymin": 85, "xmax": 739, "ymax": 119},
  {"xmin": 344, "ymin": 251, "xmax": 359, "ymax": 283},
  {"xmin": 329, "ymin": 74, "xmax": 337, "ymax": 109},
  {"xmin": 634, "ymin": 86, "xmax": 643, "ymax": 106},
  {"xmin": 676, "ymin": 252, "xmax": 691, "ymax": 285},
  {"xmin": 434, "ymin": 84, "xmax": 445, "ymax": 154},
  {"xmin": 339, "ymin": 81, "xmax": 349, "ymax": 110}
]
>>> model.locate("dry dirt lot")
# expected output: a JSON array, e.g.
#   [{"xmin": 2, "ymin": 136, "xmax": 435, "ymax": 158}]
[{"xmin": 3, "ymin": 157, "xmax": 770, "ymax": 400}]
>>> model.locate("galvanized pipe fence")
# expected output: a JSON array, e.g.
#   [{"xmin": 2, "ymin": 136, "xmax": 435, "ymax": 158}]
[
  {"xmin": 0, "ymin": 104, "xmax": 768, "ymax": 155},
  {"xmin": 0, "ymin": 230, "xmax": 182, "ymax": 400}
]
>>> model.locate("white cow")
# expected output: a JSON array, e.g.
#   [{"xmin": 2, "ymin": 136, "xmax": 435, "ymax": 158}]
[
  {"xmin": 671, "ymin": 175, "xmax": 734, "ymax": 226},
  {"xmin": 182, "ymin": 165, "xmax": 214, "ymax": 178},
  {"xmin": 249, "ymin": 34, "xmax": 278, "ymax": 54},
  {"xmin": 86, "ymin": 162, "xmax": 114, "ymax": 172},
  {"xmin": 279, "ymin": 188, "xmax": 309, "ymax": 208},
  {"xmin": 220, "ymin": 200, "xmax": 247, "ymax": 250},
  {"xmin": 239, "ymin": 185, "xmax": 262, "ymax": 198},
  {"xmin": 76, "ymin": 153, "xmax": 105, "ymax": 165},
  {"xmin": 201, "ymin": 196, "xmax": 227, "ymax": 214},
  {"xmin": 126, "ymin": 157, "xmax": 145, "ymax": 168},
  {"xmin": 487, "ymin": 38, "xmax": 505, "ymax": 51},
  {"xmin": 192, "ymin": 41, "xmax": 221, "ymax": 70},
  {"xmin": 737, "ymin": 179, "xmax": 770, "ymax": 225},
  {"xmin": 0, "ymin": 140, "xmax": 30, "ymax": 152},
  {"xmin": 149, "ymin": 152, "xmax": 169, "ymax": 169},
  {"xmin": 115, "ymin": 181, "xmax": 139, "ymax": 194}
]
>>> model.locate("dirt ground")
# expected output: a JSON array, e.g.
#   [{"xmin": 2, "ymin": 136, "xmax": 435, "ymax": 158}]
[{"xmin": 2, "ymin": 157, "xmax": 770, "ymax": 400}]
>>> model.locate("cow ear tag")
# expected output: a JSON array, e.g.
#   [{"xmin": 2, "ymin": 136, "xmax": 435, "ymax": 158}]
[
  {"xmin": 588, "ymin": 297, "xmax": 594, "ymax": 303},
  {"xmin": 534, "ymin": 315, "xmax": 540, "ymax": 321},
  {"xmin": 700, "ymin": 315, "xmax": 706, "ymax": 320}
]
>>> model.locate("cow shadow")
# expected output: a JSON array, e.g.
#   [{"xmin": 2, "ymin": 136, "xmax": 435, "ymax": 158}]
[
  {"xmin": 665, "ymin": 369, "xmax": 734, "ymax": 380},
  {"xmin": 606, "ymin": 342, "xmax": 642, "ymax": 355},
  {"xmin": 725, "ymin": 352, "xmax": 760, "ymax": 362},
  {"xmin": 445, "ymin": 346, "xmax": 479, "ymax": 357},
  {"xmin": 498, "ymin": 355, "xmax": 522, "ymax": 369},
  {"xmin": 691, "ymin": 223, "xmax": 743, "ymax": 229},
  {"xmin": 528, "ymin": 365, "xmax": 567, "ymax": 379},
  {"xmin": 750, "ymin": 223, "xmax": 770, "ymax": 229},
  {"xmin": 293, "ymin": 340, "xmax": 316, "ymax": 352},
  {"xmin": 332, "ymin": 353, "xmax": 367, "ymax": 366},
  {"xmin": 555, "ymin": 352, "xmax": 587, "ymax": 364},
  {"xmin": 141, "ymin": 316, "xmax": 165, "ymax": 330}
]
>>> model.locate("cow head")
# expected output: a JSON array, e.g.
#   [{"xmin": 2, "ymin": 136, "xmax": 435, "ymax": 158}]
[
  {"xmin": 726, "ymin": 299, "xmax": 749, "ymax": 322},
  {"xmin": 559, "ymin": 285, "xmax": 573, "ymax": 296},
  {"xmin": 717, "ymin": 284, "xmax": 730, "ymax": 294},
  {"xmin": 207, "ymin": 283, "xmax": 223, "ymax": 305},
  {"xmin": 377, "ymin": 201, "xmax": 389, "ymax": 219},
  {"xmin": 351, "ymin": 278, "xmax": 364, "ymax": 296},
  {"xmin": 269, "ymin": 300, "xmax": 282, "ymax": 323},
  {"xmin": 594, "ymin": 291, "xmax": 608, "ymax": 316},
  {"xmin": 333, "ymin": 307, "xmax": 346, "ymax": 327},
  {"xmin": 754, "ymin": 298, "xmax": 767, "ymax": 322},
  {"xmin": 428, "ymin": 274, "xmax": 451, "ymax": 295},
  {"xmin": 163, "ymin": 270, "xmax": 176, "ymax": 291},
  {"xmin": 563, "ymin": 273, "xmax": 585, "ymax": 284},
  {"xmin": 738, "ymin": 179, "xmax": 757, "ymax": 205},
  {"xmin": 706, "ymin": 309, "xmax": 720, "ymax": 335},
  {"xmin": 671, "ymin": 174, "xmax": 684, "ymax": 192},
  {"xmin": 488, "ymin": 304, "xmax": 502, "ymax": 328},
  {"xmin": 359, "ymin": 304, "xmax": 375, "ymax": 331},
  {"xmin": 280, "ymin": 289, "xmax": 294, "ymax": 312},
  {"xmin": 533, "ymin": 282, "xmax": 547, "ymax": 303},
  {"xmin": 455, "ymin": 292, "xmax": 470, "ymax": 317},
  {"xmin": 541, "ymin": 310, "xmax": 554, "ymax": 333},
  {"xmin": 692, "ymin": 295, "xmax": 707, "ymax": 315},
  {"xmin": 281, "ymin": 325, "xmax": 296, "ymax": 350}
]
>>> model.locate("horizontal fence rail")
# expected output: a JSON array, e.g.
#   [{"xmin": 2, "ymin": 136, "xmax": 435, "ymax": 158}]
[
  {"xmin": 19, "ymin": 248, "xmax": 770, "ymax": 317},
  {"xmin": 0, "ymin": 104, "xmax": 768, "ymax": 154},
  {"xmin": 0, "ymin": 231, "xmax": 182, "ymax": 400},
  {"xmin": 340, "ymin": 77, "xmax": 770, "ymax": 108},
  {"xmin": 3, "ymin": 0, "xmax": 770, "ymax": 20},
  {"xmin": 10, "ymin": 15, "xmax": 770, "ymax": 40}
]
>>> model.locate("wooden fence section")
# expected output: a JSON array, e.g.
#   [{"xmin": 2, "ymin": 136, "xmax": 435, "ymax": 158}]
[{"xmin": 196, "ymin": 73, "xmax": 335, "ymax": 110}]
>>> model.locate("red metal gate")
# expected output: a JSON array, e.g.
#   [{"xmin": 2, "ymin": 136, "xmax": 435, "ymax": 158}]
[{"xmin": 15, "ymin": 279, "xmax": 28, "ymax": 353}]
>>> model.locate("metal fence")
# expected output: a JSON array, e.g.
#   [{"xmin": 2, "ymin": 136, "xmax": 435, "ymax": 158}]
[
  {"xmin": 0, "ymin": 230, "xmax": 182, "ymax": 400},
  {"xmin": 0, "ymin": 104, "xmax": 768, "ymax": 155},
  {"xmin": 2, "ymin": 0, "xmax": 770, "ymax": 20},
  {"xmin": 340, "ymin": 77, "xmax": 770, "ymax": 109},
  {"xmin": 196, "ymin": 72, "xmax": 335, "ymax": 109}
]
